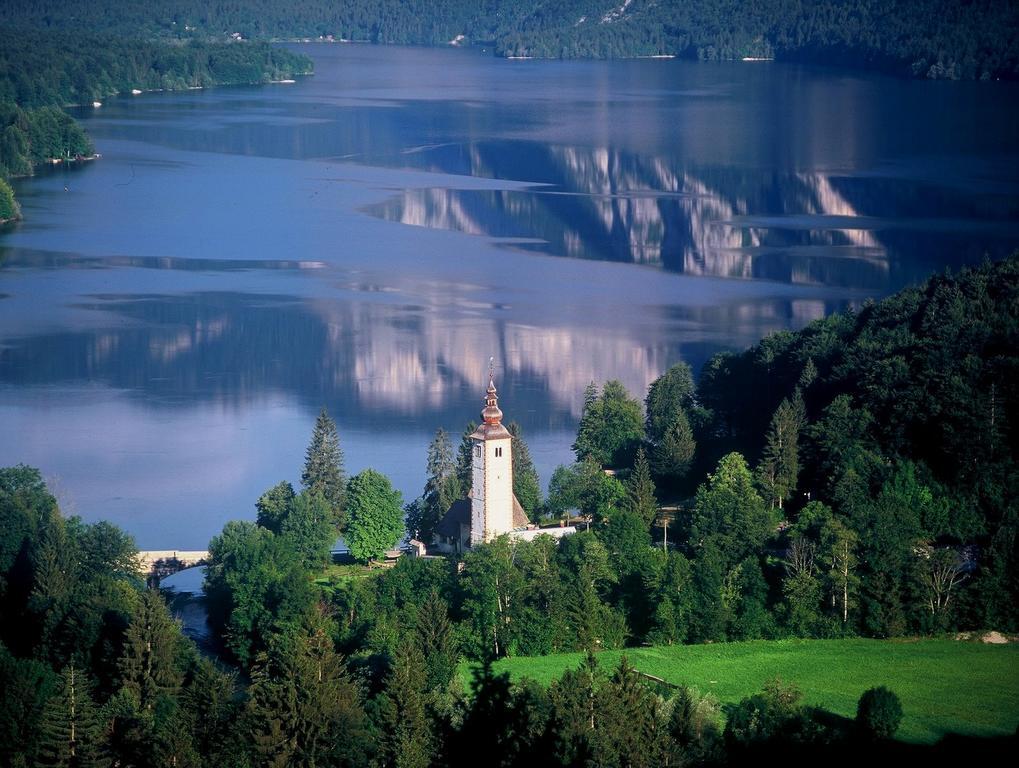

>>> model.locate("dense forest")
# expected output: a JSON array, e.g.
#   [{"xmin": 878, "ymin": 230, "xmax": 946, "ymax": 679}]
[
  {"xmin": 2, "ymin": 257, "xmax": 1017, "ymax": 765},
  {"xmin": 0, "ymin": 30, "xmax": 313, "ymax": 109},
  {"xmin": 0, "ymin": 29, "xmax": 312, "ymax": 219},
  {"xmin": 2, "ymin": 0, "xmax": 1017, "ymax": 79}
]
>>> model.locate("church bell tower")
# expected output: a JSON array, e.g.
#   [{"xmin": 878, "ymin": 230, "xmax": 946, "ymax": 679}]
[{"xmin": 469, "ymin": 364, "xmax": 514, "ymax": 544}]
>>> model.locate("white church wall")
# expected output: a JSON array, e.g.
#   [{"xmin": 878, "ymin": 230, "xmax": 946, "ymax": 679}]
[{"xmin": 483, "ymin": 436, "xmax": 514, "ymax": 540}]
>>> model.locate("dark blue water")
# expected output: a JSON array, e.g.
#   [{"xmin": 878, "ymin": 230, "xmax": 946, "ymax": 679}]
[{"xmin": 2, "ymin": 45, "xmax": 1017, "ymax": 548}]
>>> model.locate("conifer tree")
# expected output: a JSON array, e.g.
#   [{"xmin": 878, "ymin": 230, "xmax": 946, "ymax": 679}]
[
  {"xmin": 625, "ymin": 447, "xmax": 658, "ymax": 527},
  {"xmin": 117, "ymin": 589, "xmax": 184, "ymax": 712},
  {"xmin": 548, "ymin": 652, "xmax": 601, "ymax": 761},
  {"xmin": 572, "ymin": 383, "xmax": 601, "ymax": 464},
  {"xmin": 36, "ymin": 665, "xmax": 108, "ymax": 768},
  {"xmin": 416, "ymin": 589, "xmax": 458, "ymax": 691},
  {"xmin": 248, "ymin": 618, "xmax": 368, "ymax": 768},
  {"xmin": 645, "ymin": 363, "xmax": 697, "ymax": 483},
  {"xmin": 301, "ymin": 407, "xmax": 345, "ymax": 526},
  {"xmin": 651, "ymin": 410, "xmax": 696, "ymax": 481},
  {"xmin": 573, "ymin": 381, "xmax": 644, "ymax": 468},
  {"xmin": 181, "ymin": 657, "xmax": 237, "ymax": 764},
  {"xmin": 455, "ymin": 421, "xmax": 478, "ymax": 495},
  {"xmin": 798, "ymin": 358, "xmax": 817, "ymax": 391},
  {"xmin": 28, "ymin": 514, "xmax": 74, "ymax": 661},
  {"xmin": 448, "ymin": 658, "xmax": 516, "ymax": 767},
  {"xmin": 377, "ymin": 642, "xmax": 433, "ymax": 768},
  {"xmin": 417, "ymin": 428, "xmax": 458, "ymax": 541},
  {"xmin": 592, "ymin": 657, "xmax": 667, "ymax": 768},
  {"xmin": 645, "ymin": 362, "xmax": 695, "ymax": 443},
  {"xmin": 149, "ymin": 701, "xmax": 200, "ymax": 768},
  {"xmin": 508, "ymin": 422, "xmax": 542, "ymax": 520}
]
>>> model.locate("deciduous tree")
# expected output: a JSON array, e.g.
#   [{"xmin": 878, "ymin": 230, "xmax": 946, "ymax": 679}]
[
  {"xmin": 756, "ymin": 396, "xmax": 804, "ymax": 510},
  {"xmin": 345, "ymin": 469, "xmax": 404, "ymax": 564}
]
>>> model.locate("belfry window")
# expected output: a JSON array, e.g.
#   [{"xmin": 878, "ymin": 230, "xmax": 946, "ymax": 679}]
[
  {"xmin": 495, "ymin": 447, "xmax": 502, "ymax": 457},
  {"xmin": 475, "ymin": 445, "xmax": 481, "ymax": 457}
]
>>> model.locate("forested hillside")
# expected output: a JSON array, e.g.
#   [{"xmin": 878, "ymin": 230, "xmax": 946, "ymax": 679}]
[
  {"xmin": 3, "ymin": 0, "xmax": 1017, "ymax": 79},
  {"xmin": 0, "ymin": 30, "xmax": 312, "ymax": 109}
]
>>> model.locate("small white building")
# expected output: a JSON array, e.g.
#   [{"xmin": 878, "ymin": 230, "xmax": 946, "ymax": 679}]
[{"xmin": 433, "ymin": 370, "xmax": 575, "ymax": 553}]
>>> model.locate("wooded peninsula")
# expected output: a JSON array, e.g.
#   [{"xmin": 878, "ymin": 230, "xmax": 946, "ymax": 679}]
[{"xmin": 0, "ymin": 30, "xmax": 313, "ymax": 220}]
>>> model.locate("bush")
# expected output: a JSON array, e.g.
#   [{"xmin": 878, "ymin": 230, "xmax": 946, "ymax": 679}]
[{"xmin": 856, "ymin": 686, "xmax": 903, "ymax": 739}]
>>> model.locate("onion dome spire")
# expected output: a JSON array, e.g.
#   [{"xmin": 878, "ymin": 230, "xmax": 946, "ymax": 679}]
[{"xmin": 482, "ymin": 357, "xmax": 503, "ymax": 425}]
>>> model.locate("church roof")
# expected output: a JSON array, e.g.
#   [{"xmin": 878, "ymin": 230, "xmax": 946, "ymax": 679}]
[
  {"xmin": 435, "ymin": 498, "xmax": 470, "ymax": 538},
  {"xmin": 510, "ymin": 494, "xmax": 530, "ymax": 528},
  {"xmin": 434, "ymin": 492, "xmax": 531, "ymax": 539}
]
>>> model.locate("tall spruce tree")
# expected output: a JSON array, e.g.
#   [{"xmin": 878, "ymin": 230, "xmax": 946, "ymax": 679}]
[
  {"xmin": 35, "ymin": 665, "xmax": 107, "ymax": 768},
  {"xmin": 248, "ymin": 618, "xmax": 368, "ymax": 768},
  {"xmin": 118, "ymin": 590, "xmax": 184, "ymax": 712},
  {"xmin": 301, "ymin": 408, "xmax": 345, "ymax": 526},
  {"xmin": 645, "ymin": 362, "xmax": 695, "ymax": 442},
  {"xmin": 508, "ymin": 422, "xmax": 542, "ymax": 520},
  {"xmin": 651, "ymin": 410, "xmax": 696, "ymax": 482},
  {"xmin": 377, "ymin": 642, "xmax": 433, "ymax": 768},
  {"xmin": 416, "ymin": 589, "xmax": 458, "ymax": 691},
  {"xmin": 591, "ymin": 657, "xmax": 669, "ymax": 768},
  {"xmin": 645, "ymin": 363, "xmax": 697, "ymax": 484},
  {"xmin": 625, "ymin": 447, "xmax": 658, "ymax": 528},
  {"xmin": 572, "ymin": 382, "xmax": 602, "ymax": 464},
  {"xmin": 181, "ymin": 657, "xmax": 238, "ymax": 765},
  {"xmin": 28, "ymin": 514, "xmax": 74, "ymax": 662},
  {"xmin": 454, "ymin": 421, "xmax": 477, "ymax": 495},
  {"xmin": 418, "ymin": 429, "xmax": 458, "ymax": 541}
]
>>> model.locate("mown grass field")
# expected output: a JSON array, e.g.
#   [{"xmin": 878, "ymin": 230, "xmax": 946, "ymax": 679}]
[{"xmin": 484, "ymin": 639, "xmax": 1019, "ymax": 744}]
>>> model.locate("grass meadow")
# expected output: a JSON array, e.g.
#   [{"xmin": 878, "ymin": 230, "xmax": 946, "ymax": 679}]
[{"xmin": 482, "ymin": 638, "xmax": 1019, "ymax": 744}]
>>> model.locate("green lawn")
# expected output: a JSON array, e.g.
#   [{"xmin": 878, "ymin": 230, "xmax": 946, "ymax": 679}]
[{"xmin": 486, "ymin": 639, "xmax": 1019, "ymax": 744}]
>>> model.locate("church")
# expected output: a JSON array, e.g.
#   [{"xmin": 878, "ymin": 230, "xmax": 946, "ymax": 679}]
[{"xmin": 431, "ymin": 369, "xmax": 575, "ymax": 553}]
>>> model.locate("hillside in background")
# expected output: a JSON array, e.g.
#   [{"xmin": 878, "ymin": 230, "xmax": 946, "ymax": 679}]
[{"xmin": 1, "ymin": 0, "xmax": 1017, "ymax": 79}]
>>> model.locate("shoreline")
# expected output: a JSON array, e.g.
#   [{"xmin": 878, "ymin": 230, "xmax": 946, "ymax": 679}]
[
  {"xmin": 62, "ymin": 72, "xmax": 313, "ymax": 109},
  {"xmin": 41, "ymin": 152, "xmax": 102, "ymax": 166}
]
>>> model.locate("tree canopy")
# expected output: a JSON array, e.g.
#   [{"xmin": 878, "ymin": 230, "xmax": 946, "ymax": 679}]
[{"xmin": 345, "ymin": 469, "xmax": 404, "ymax": 563}]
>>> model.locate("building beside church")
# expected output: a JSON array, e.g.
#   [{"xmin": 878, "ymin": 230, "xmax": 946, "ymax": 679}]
[{"xmin": 432, "ymin": 371, "xmax": 575, "ymax": 553}]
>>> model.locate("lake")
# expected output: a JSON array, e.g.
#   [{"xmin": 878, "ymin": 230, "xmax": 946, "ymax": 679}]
[{"xmin": 2, "ymin": 44, "xmax": 1017, "ymax": 548}]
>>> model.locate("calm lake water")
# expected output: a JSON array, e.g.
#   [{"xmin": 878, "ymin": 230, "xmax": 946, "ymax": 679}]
[{"xmin": 2, "ymin": 45, "xmax": 1018, "ymax": 548}]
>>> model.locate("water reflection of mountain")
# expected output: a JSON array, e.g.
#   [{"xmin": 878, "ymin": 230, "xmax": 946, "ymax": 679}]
[
  {"xmin": 366, "ymin": 142, "xmax": 1019, "ymax": 290},
  {"xmin": 0, "ymin": 288, "xmax": 840, "ymax": 430}
]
